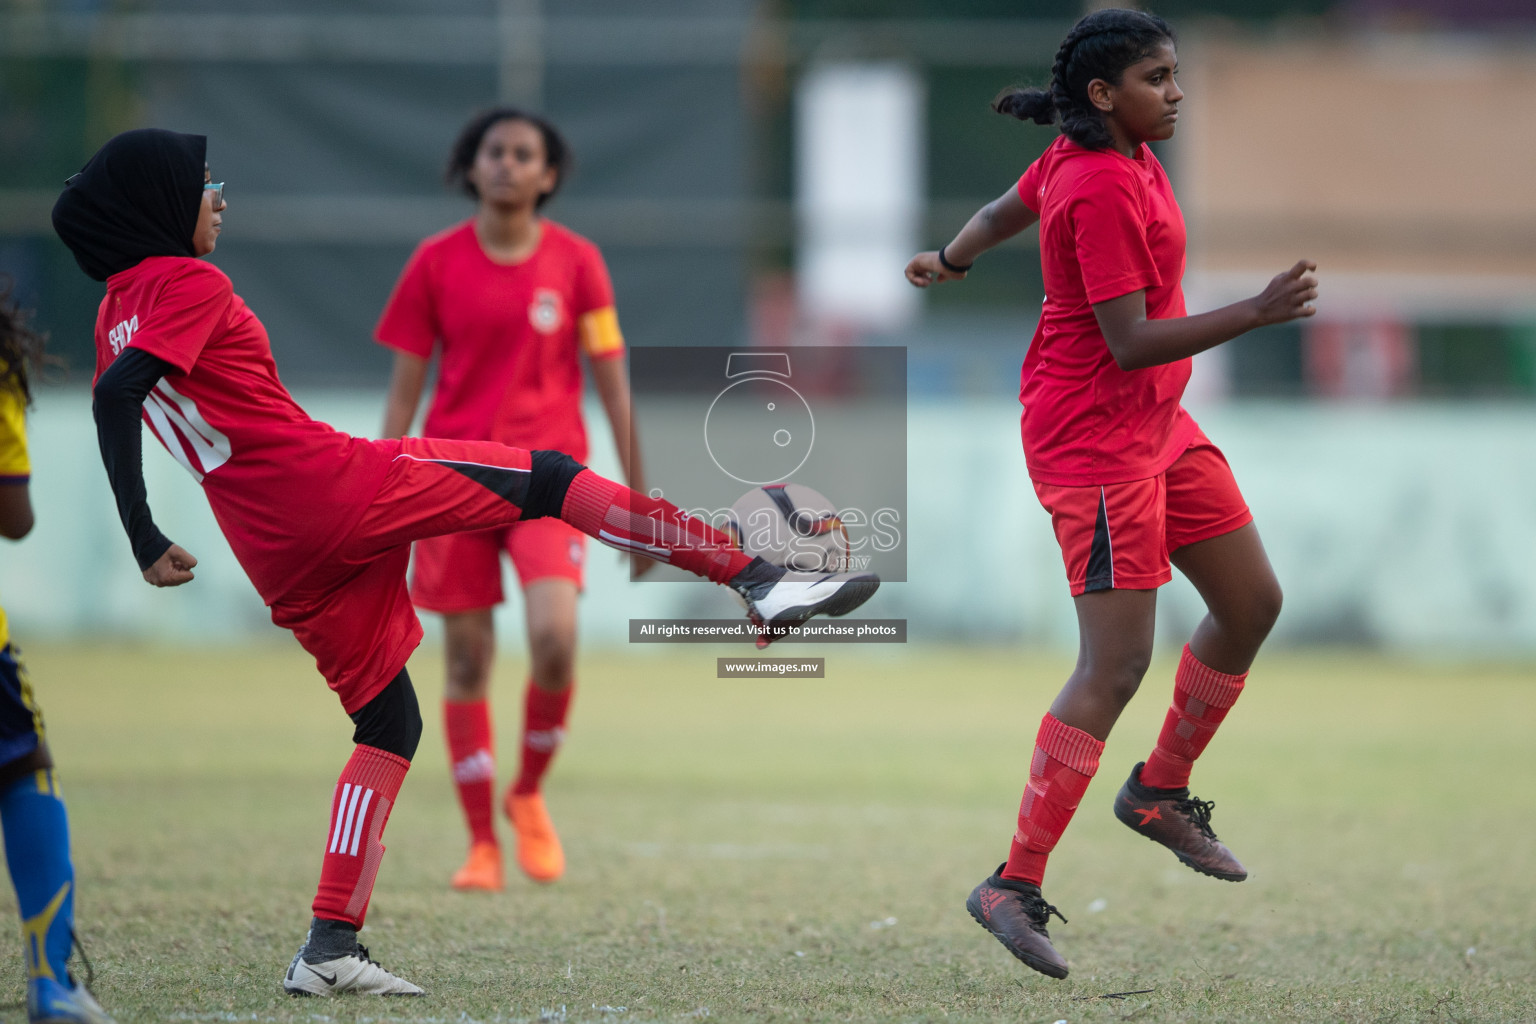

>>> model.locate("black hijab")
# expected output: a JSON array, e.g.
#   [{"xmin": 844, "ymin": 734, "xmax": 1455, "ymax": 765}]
[{"xmin": 52, "ymin": 129, "xmax": 207, "ymax": 282}]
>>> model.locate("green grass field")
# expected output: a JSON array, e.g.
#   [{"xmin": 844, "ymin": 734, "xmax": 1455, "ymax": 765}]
[{"xmin": 2, "ymin": 643, "xmax": 1533, "ymax": 1023}]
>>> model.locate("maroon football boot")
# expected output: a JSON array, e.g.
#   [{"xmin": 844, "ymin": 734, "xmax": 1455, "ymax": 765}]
[
  {"xmin": 965, "ymin": 864, "xmax": 1070, "ymax": 978},
  {"xmin": 1113, "ymin": 761, "xmax": 1247, "ymax": 881}
]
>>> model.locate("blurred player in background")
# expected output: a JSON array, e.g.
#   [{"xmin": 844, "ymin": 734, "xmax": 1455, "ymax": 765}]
[
  {"xmin": 905, "ymin": 8, "xmax": 1317, "ymax": 979},
  {"xmin": 0, "ymin": 287, "xmax": 113, "ymax": 1023},
  {"xmin": 377, "ymin": 109, "xmax": 645, "ymax": 892},
  {"xmin": 52, "ymin": 129, "xmax": 876, "ymax": 997}
]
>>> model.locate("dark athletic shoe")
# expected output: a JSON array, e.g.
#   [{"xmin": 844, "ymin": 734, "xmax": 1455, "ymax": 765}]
[
  {"xmin": 1113, "ymin": 761, "xmax": 1248, "ymax": 882},
  {"xmin": 965, "ymin": 864, "xmax": 1070, "ymax": 979}
]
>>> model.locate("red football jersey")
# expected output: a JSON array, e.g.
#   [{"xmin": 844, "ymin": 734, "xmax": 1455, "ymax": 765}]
[
  {"xmin": 1016, "ymin": 136, "xmax": 1199, "ymax": 486},
  {"xmin": 374, "ymin": 219, "xmax": 620, "ymax": 461},
  {"xmin": 94, "ymin": 256, "xmax": 391, "ymax": 602}
]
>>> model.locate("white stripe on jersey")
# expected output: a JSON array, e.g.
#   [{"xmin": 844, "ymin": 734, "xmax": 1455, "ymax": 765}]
[
  {"xmin": 140, "ymin": 396, "xmax": 202, "ymax": 482},
  {"xmin": 154, "ymin": 379, "xmax": 232, "ymax": 473},
  {"xmin": 143, "ymin": 382, "xmax": 231, "ymax": 481}
]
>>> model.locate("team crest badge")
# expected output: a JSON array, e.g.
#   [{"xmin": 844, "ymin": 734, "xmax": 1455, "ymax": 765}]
[{"xmin": 529, "ymin": 289, "xmax": 564, "ymax": 334}]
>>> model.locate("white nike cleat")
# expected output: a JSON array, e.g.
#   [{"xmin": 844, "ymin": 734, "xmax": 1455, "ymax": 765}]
[
  {"xmin": 729, "ymin": 558, "xmax": 880, "ymax": 648},
  {"xmin": 283, "ymin": 946, "xmax": 424, "ymax": 997}
]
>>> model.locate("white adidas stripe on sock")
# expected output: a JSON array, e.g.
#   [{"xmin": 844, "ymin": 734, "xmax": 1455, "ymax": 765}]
[{"xmin": 329, "ymin": 783, "xmax": 376, "ymax": 856}]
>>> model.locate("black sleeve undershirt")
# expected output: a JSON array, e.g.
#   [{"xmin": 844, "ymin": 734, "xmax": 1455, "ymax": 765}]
[{"xmin": 92, "ymin": 348, "xmax": 176, "ymax": 571}]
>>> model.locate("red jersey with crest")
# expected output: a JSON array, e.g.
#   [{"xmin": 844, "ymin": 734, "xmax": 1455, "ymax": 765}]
[
  {"xmin": 1016, "ymin": 136, "xmax": 1199, "ymax": 487},
  {"xmin": 374, "ymin": 219, "xmax": 620, "ymax": 462},
  {"xmin": 93, "ymin": 256, "xmax": 391, "ymax": 603}
]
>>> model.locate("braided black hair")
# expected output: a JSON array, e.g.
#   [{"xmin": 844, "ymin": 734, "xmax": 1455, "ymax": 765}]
[
  {"xmin": 993, "ymin": 8, "xmax": 1175, "ymax": 151},
  {"xmin": 446, "ymin": 107, "xmax": 571, "ymax": 208},
  {"xmin": 0, "ymin": 279, "xmax": 45, "ymax": 407}
]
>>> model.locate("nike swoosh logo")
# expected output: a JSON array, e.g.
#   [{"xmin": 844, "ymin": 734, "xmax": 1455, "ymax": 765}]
[{"xmin": 308, "ymin": 966, "xmax": 338, "ymax": 986}]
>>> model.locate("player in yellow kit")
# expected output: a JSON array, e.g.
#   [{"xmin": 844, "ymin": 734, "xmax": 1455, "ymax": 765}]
[{"xmin": 0, "ymin": 287, "xmax": 114, "ymax": 1023}]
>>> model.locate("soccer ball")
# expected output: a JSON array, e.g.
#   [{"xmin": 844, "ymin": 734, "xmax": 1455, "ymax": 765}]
[{"xmin": 727, "ymin": 483, "xmax": 851, "ymax": 573}]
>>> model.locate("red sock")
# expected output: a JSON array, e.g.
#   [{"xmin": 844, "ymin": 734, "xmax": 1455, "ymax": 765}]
[
  {"xmin": 511, "ymin": 682, "xmax": 572, "ymax": 797},
  {"xmin": 444, "ymin": 700, "xmax": 496, "ymax": 847},
  {"xmin": 560, "ymin": 470, "xmax": 752, "ymax": 583},
  {"xmin": 1139, "ymin": 644, "xmax": 1247, "ymax": 790},
  {"xmin": 312, "ymin": 745, "xmax": 410, "ymax": 927},
  {"xmin": 1001, "ymin": 713, "xmax": 1103, "ymax": 887}
]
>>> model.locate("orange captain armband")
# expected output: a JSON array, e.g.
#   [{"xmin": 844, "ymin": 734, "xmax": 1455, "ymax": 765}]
[{"xmin": 578, "ymin": 306, "xmax": 624, "ymax": 359}]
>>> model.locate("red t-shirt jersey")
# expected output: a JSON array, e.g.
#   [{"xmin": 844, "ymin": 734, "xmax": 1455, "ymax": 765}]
[
  {"xmin": 94, "ymin": 257, "xmax": 391, "ymax": 602},
  {"xmin": 374, "ymin": 219, "xmax": 621, "ymax": 462},
  {"xmin": 1016, "ymin": 136, "xmax": 1199, "ymax": 486}
]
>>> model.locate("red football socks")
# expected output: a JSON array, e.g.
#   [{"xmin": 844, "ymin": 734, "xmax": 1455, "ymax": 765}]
[
  {"xmin": 444, "ymin": 700, "xmax": 497, "ymax": 847},
  {"xmin": 1001, "ymin": 713, "xmax": 1103, "ymax": 887},
  {"xmin": 511, "ymin": 682, "xmax": 573, "ymax": 797},
  {"xmin": 312, "ymin": 744, "xmax": 409, "ymax": 927},
  {"xmin": 559, "ymin": 470, "xmax": 752, "ymax": 584},
  {"xmin": 1139, "ymin": 645, "xmax": 1247, "ymax": 791}
]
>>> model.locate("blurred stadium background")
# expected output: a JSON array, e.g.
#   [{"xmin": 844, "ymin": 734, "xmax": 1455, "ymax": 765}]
[{"xmin": 2, "ymin": 0, "xmax": 1536, "ymax": 656}]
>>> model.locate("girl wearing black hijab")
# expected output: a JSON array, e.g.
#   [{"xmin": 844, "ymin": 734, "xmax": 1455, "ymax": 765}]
[{"xmin": 53, "ymin": 129, "xmax": 877, "ymax": 998}]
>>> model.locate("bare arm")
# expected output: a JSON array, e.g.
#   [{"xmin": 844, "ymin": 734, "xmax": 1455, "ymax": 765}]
[
  {"xmin": 905, "ymin": 186, "xmax": 1040, "ymax": 288},
  {"xmin": 0, "ymin": 483, "xmax": 32, "ymax": 540},
  {"xmin": 381, "ymin": 351, "xmax": 429, "ymax": 439},
  {"xmin": 588, "ymin": 352, "xmax": 655, "ymax": 578},
  {"xmin": 1094, "ymin": 260, "xmax": 1320, "ymax": 372},
  {"xmin": 589, "ymin": 354, "xmax": 640, "ymax": 489}
]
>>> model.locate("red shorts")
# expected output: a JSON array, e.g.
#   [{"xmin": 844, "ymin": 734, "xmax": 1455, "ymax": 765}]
[
  {"xmin": 267, "ymin": 436, "xmax": 546, "ymax": 714},
  {"xmin": 410, "ymin": 518, "xmax": 586, "ymax": 613},
  {"xmin": 1033, "ymin": 431, "xmax": 1252, "ymax": 596}
]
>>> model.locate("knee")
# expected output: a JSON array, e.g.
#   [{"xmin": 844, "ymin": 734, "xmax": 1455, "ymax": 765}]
[
  {"xmin": 1254, "ymin": 580, "xmax": 1283, "ymax": 635},
  {"xmin": 528, "ymin": 627, "xmax": 576, "ymax": 689},
  {"xmin": 445, "ymin": 635, "xmax": 495, "ymax": 697},
  {"xmin": 1106, "ymin": 653, "xmax": 1152, "ymax": 707},
  {"xmin": 350, "ymin": 669, "xmax": 423, "ymax": 761},
  {"xmin": 397, "ymin": 701, "xmax": 424, "ymax": 761},
  {"xmin": 1080, "ymin": 648, "xmax": 1152, "ymax": 709},
  {"xmin": 1233, "ymin": 580, "xmax": 1283, "ymax": 644},
  {"xmin": 0, "ymin": 745, "xmax": 53, "ymax": 793},
  {"xmin": 522, "ymin": 450, "xmax": 586, "ymax": 520}
]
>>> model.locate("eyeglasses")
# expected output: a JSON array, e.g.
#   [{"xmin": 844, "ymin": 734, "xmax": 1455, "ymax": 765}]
[{"xmin": 62, "ymin": 171, "xmax": 225, "ymax": 209}]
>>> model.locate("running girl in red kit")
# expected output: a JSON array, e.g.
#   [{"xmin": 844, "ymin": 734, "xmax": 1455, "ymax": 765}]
[
  {"xmin": 376, "ymin": 109, "xmax": 641, "ymax": 892},
  {"xmin": 904, "ymin": 8, "xmax": 1316, "ymax": 979},
  {"xmin": 53, "ymin": 128, "xmax": 877, "ymax": 998}
]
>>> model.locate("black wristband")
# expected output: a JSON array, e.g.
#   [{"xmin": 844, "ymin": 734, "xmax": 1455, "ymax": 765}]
[{"xmin": 938, "ymin": 245, "xmax": 972, "ymax": 273}]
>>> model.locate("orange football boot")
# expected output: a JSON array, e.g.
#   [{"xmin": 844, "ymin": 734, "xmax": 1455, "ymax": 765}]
[
  {"xmin": 504, "ymin": 791, "xmax": 565, "ymax": 883},
  {"xmin": 450, "ymin": 840, "xmax": 505, "ymax": 892}
]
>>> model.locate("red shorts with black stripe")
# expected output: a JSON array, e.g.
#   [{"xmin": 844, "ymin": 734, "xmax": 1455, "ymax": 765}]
[
  {"xmin": 267, "ymin": 436, "xmax": 541, "ymax": 714},
  {"xmin": 410, "ymin": 518, "xmax": 587, "ymax": 614},
  {"xmin": 1032, "ymin": 430, "xmax": 1252, "ymax": 596}
]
